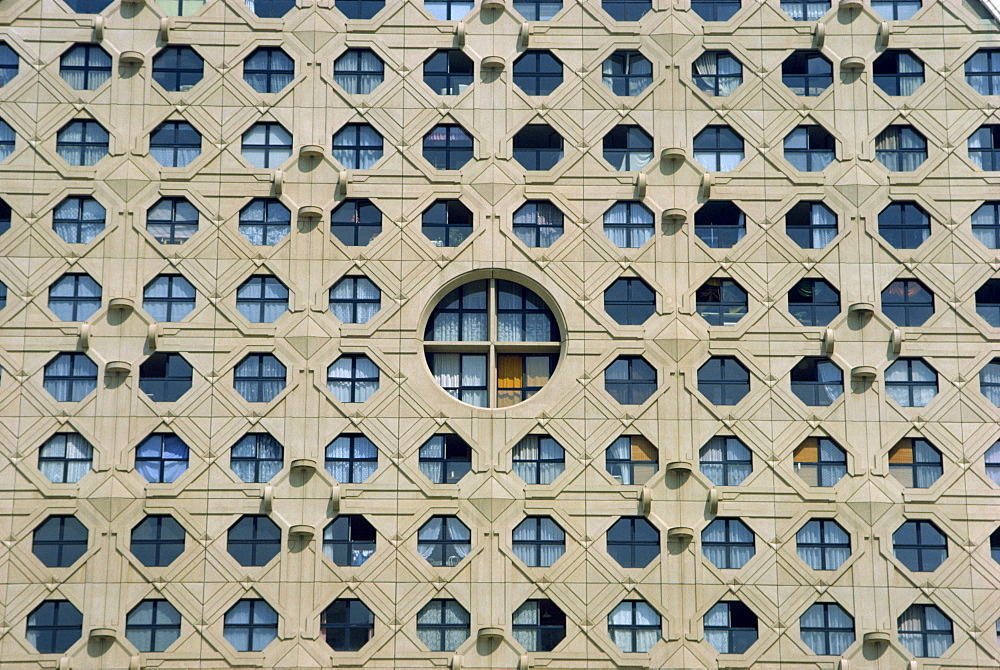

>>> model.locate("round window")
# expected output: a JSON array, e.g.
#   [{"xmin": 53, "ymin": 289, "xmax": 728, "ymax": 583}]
[{"xmin": 424, "ymin": 278, "xmax": 561, "ymax": 408}]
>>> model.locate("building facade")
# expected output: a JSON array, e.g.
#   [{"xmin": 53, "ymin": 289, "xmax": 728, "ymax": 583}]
[{"xmin": 1, "ymin": 0, "xmax": 999, "ymax": 667}]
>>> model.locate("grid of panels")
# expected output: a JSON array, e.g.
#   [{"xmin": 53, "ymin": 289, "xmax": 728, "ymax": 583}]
[{"xmin": 0, "ymin": 0, "xmax": 999, "ymax": 667}]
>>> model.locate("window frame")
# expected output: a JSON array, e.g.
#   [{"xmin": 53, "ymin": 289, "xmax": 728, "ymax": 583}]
[
  {"xmin": 152, "ymin": 45, "xmax": 204, "ymax": 92},
  {"xmin": 227, "ymin": 514, "xmax": 281, "ymax": 567},
  {"xmin": 604, "ymin": 50, "xmax": 653, "ymax": 96},
  {"xmin": 59, "ymin": 43, "xmax": 111, "ymax": 90},
  {"xmin": 416, "ymin": 599, "xmax": 469, "ymax": 652},
  {"xmin": 704, "ymin": 601, "xmax": 758, "ymax": 654},
  {"xmin": 126, "ymin": 599, "xmax": 182, "ymax": 653},
  {"xmin": 44, "ymin": 352, "xmax": 98, "ymax": 402},
  {"xmin": 149, "ymin": 120, "xmax": 201, "ymax": 168},
  {"xmin": 873, "ymin": 50, "xmax": 924, "ymax": 96},
  {"xmin": 422, "ymin": 124, "xmax": 474, "ymax": 170},
  {"xmin": 696, "ymin": 278, "xmax": 748, "ymax": 326},
  {"xmin": 323, "ymin": 515, "xmax": 377, "ymax": 566},
  {"xmin": 897, "ymin": 604, "xmax": 953, "ymax": 658},
  {"xmin": 965, "ymin": 48, "xmax": 1000, "ymax": 96},
  {"xmin": 693, "ymin": 125, "xmax": 744, "ymax": 171},
  {"xmin": 800, "ymin": 602, "xmax": 855, "ymax": 656},
  {"xmin": 512, "ymin": 434, "xmax": 565, "ymax": 485},
  {"xmin": 793, "ymin": 437, "xmax": 848, "ymax": 487},
  {"xmin": 512, "ymin": 123, "xmax": 564, "ymax": 171},
  {"xmin": 236, "ymin": 275, "xmax": 289, "ymax": 323},
  {"xmin": 223, "ymin": 599, "xmax": 278, "ymax": 652},
  {"xmin": 512, "ymin": 200, "xmax": 563, "ymax": 247},
  {"xmin": 512, "ymin": 516, "xmax": 565, "ymax": 567},
  {"xmin": 789, "ymin": 357, "xmax": 843, "ymax": 407},
  {"xmin": 417, "ymin": 515, "xmax": 471, "ymax": 567},
  {"xmin": 607, "ymin": 600, "xmax": 661, "ymax": 653},
  {"xmin": 26, "ymin": 600, "xmax": 83, "ymax": 654},
  {"xmin": 130, "ymin": 514, "xmax": 186, "ymax": 567},
  {"xmin": 875, "ymin": 125, "xmax": 928, "ymax": 172},
  {"xmin": 969, "ymin": 125, "xmax": 1000, "ymax": 171},
  {"xmin": 512, "ymin": 50, "xmax": 563, "ymax": 96},
  {"xmin": 699, "ymin": 436, "xmax": 753, "ymax": 486},
  {"xmin": 325, "ymin": 433, "xmax": 379, "ymax": 484},
  {"xmin": 606, "ymin": 516, "xmax": 660, "ymax": 568},
  {"xmin": 885, "ymin": 357, "xmax": 938, "ymax": 407},
  {"xmin": 697, "ymin": 356, "xmax": 751, "ymax": 405},
  {"xmin": 690, "ymin": 0, "xmax": 742, "ymax": 21},
  {"xmin": 32, "ymin": 515, "xmax": 88, "ymax": 568},
  {"xmin": 56, "ymin": 119, "xmax": 109, "ymax": 166},
  {"xmin": 330, "ymin": 198, "xmax": 383, "ymax": 246},
  {"xmin": 888, "ymin": 438, "xmax": 943, "ymax": 488},
  {"xmin": 418, "ymin": 434, "xmax": 471, "ymax": 484},
  {"xmin": 146, "ymin": 196, "xmax": 199, "ymax": 245},
  {"xmin": 781, "ymin": 50, "xmax": 833, "ymax": 96},
  {"xmin": 332, "ymin": 122, "xmax": 384, "ymax": 170},
  {"xmin": 796, "ymin": 518, "xmax": 851, "ymax": 570},
  {"xmin": 893, "ymin": 520, "xmax": 947, "ymax": 572},
  {"xmin": 327, "ymin": 354, "xmax": 380, "ymax": 403},
  {"xmin": 134, "ymin": 432, "xmax": 190, "ymax": 483},
  {"xmin": 603, "ymin": 124, "xmax": 654, "ymax": 172},
  {"xmin": 604, "ymin": 355, "xmax": 657, "ymax": 405},
  {"xmin": 138, "ymin": 353, "xmax": 194, "ymax": 403},
  {"xmin": 333, "ymin": 48, "xmax": 384, "ymax": 95},
  {"xmin": 786, "ymin": 201, "xmax": 838, "ymax": 249},
  {"xmin": 233, "ymin": 353, "xmax": 287, "ymax": 403},
  {"xmin": 513, "ymin": 599, "xmax": 566, "ymax": 652},
  {"xmin": 230, "ymin": 433, "xmax": 284, "ymax": 483},
  {"xmin": 783, "ymin": 125, "xmax": 836, "ymax": 172},
  {"xmin": 701, "ymin": 517, "xmax": 755, "ymax": 570},
  {"xmin": 241, "ymin": 121, "xmax": 293, "ymax": 169},
  {"xmin": 48, "ymin": 273, "xmax": 101, "ymax": 322},
  {"xmin": 321, "ymin": 599, "xmax": 374, "ymax": 651},
  {"xmin": 604, "ymin": 276, "xmax": 656, "ymax": 326},
  {"xmin": 603, "ymin": 200, "xmax": 654, "ymax": 249},
  {"xmin": 53, "ymin": 195, "xmax": 106, "ymax": 244},
  {"xmin": 692, "ymin": 50, "xmax": 742, "ymax": 96},
  {"xmin": 239, "ymin": 197, "xmax": 291, "ymax": 246}
]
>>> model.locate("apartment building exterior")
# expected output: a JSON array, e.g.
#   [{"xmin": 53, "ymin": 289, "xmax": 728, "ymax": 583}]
[{"xmin": 1, "ymin": 0, "xmax": 999, "ymax": 667}]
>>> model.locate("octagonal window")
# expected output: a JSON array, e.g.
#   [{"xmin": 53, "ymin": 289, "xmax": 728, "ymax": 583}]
[
  {"xmin": 228, "ymin": 515, "xmax": 281, "ymax": 566},
  {"xmin": 695, "ymin": 201, "xmax": 745, "ymax": 248},
  {"xmin": 65, "ymin": 0, "xmax": 113, "ymax": 10},
  {"xmin": 333, "ymin": 123, "xmax": 383, "ymax": 170},
  {"xmin": 514, "ymin": 124, "xmax": 563, "ymax": 171},
  {"xmin": 322, "ymin": 599, "xmax": 374, "ymax": 651},
  {"xmin": 705, "ymin": 601, "xmax": 757, "ymax": 654},
  {"xmin": 245, "ymin": 0, "xmax": 295, "ymax": 18},
  {"xmin": 149, "ymin": 120, "xmax": 201, "ymax": 168},
  {"xmin": 975, "ymin": 279, "xmax": 1000, "ymax": 326},
  {"xmin": 231, "ymin": 433, "xmax": 284, "ymax": 483},
  {"xmin": 330, "ymin": 276, "xmax": 381, "ymax": 323},
  {"xmin": 423, "ymin": 124, "xmax": 473, "ymax": 169},
  {"xmin": 797, "ymin": 518, "xmax": 850, "ymax": 570},
  {"xmin": 326, "ymin": 434, "xmax": 378, "ymax": 484},
  {"xmin": 874, "ymin": 50, "xmax": 924, "ymax": 96},
  {"xmin": 693, "ymin": 51, "xmax": 742, "ymax": 96},
  {"xmin": 53, "ymin": 196, "xmax": 105, "ymax": 244},
  {"xmin": 131, "ymin": 515, "xmax": 185, "ymax": 567},
  {"xmin": 605, "ymin": 356, "xmax": 656, "ymax": 405},
  {"xmin": 604, "ymin": 200, "xmax": 653, "ymax": 248},
  {"xmin": 882, "ymin": 278, "xmax": 933, "ymax": 327},
  {"xmin": 790, "ymin": 357, "xmax": 843, "ymax": 406},
  {"xmin": 969, "ymin": 124, "xmax": 1000, "ymax": 171},
  {"xmin": 606, "ymin": 435, "xmax": 657, "ymax": 485},
  {"xmin": 782, "ymin": 50, "xmax": 832, "ymax": 96},
  {"xmin": 698, "ymin": 356, "xmax": 750, "ymax": 405},
  {"xmin": 879, "ymin": 201, "xmax": 930, "ymax": 249},
  {"xmin": 144, "ymin": 274, "xmax": 196, "ymax": 322},
  {"xmin": 126, "ymin": 599, "xmax": 181, "ymax": 653},
  {"xmin": 512, "ymin": 435, "xmax": 565, "ymax": 485},
  {"xmin": 147, "ymin": 197, "xmax": 199, "ymax": 244},
  {"xmin": 332, "ymin": 198, "xmax": 382, "ymax": 247},
  {"xmin": 787, "ymin": 201, "xmax": 837, "ymax": 249},
  {"xmin": 692, "ymin": 0, "xmax": 741, "ymax": 20},
  {"xmin": 0, "ymin": 42, "xmax": 19, "ymax": 87},
  {"xmin": 886, "ymin": 358, "xmax": 937, "ymax": 407},
  {"xmin": 244, "ymin": 47, "xmax": 293, "ymax": 94},
  {"xmin": 139, "ymin": 353, "xmax": 193, "ymax": 403},
  {"xmin": 417, "ymin": 599, "xmax": 469, "ymax": 651},
  {"xmin": 425, "ymin": 0, "xmax": 473, "ymax": 19},
  {"xmin": 237, "ymin": 275, "xmax": 288, "ymax": 323},
  {"xmin": 513, "ymin": 516, "xmax": 565, "ymax": 567},
  {"xmin": 794, "ymin": 437, "xmax": 847, "ymax": 487},
  {"xmin": 513, "ymin": 50, "xmax": 563, "ymax": 96},
  {"xmin": 608, "ymin": 600, "xmax": 661, "ymax": 653},
  {"xmin": 334, "ymin": 49, "xmax": 383, "ymax": 95},
  {"xmin": 603, "ymin": 0, "xmax": 650, "ymax": 20},
  {"xmin": 800, "ymin": 603, "xmax": 855, "ymax": 656},
  {"xmin": 982, "ymin": 358, "xmax": 1000, "ymax": 407},
  {"xmin": 873, "ymin": 0, "xmax": 921, "ymax": 19},
  {"xmin": 784, "ymin": 125, "xmax": 835, "ymax": 172},
  {"xmin": 702, "ymin": 518, "xmax": 754, "ymax": 569},
  {"xmin": 699, "ymin": 436, "xmax": 752, "ymax": 486},
  {"xmin": 39, "ymin": 433, "xmax": 93, "ymax": 483},
  {"xmin": 889, "ymin": 438, "xmax": 942, "ymax": 488},
  {"xmin": 239, "ymin": 198, "xmax": 290, "ymax": 246},
  {"xmin": 876, "ymin": 125, "xmax": 927, "ymax": 172},
  {"xmin": 327, "ymin": 354, "xmax": 380, "ymax": 403},
  {"xmin": 780, "ymin": 0, "xmax": 830, "ymax": 19},
  {"xmin": 605, "ymin": 276, "xmax": 655, "ymax": 325},
  {"xmin": 513, "ymin": 200, "xmax": 563, "ymax": 247},
  {"xmin": 419, "ymin": 434, "xmax": 471, "ymax": 484},
  {"xmin": 893, "ymin": 520, "xmax": 947, "ymax": 572},
  {"xmin": 604, "ymin": 50, "xmax": 652, "ymax": 96},
  {"xmin": 57, "ymin": 119, "xmax": 108, "ymax": 166},
  {"xmin": 424, "ymin": 50, "xmax": 472, "ymax": 96},
  {"xmin": 898, "ymin": 604, "xmax": 952, "ymax": 658},
  {"xmin": 242, "ymin": 122, "xmax": 292, "ymax": 169},
  {"xmin": 418, "ymin": 515, "xmax": 470, "ymax": 567},
  {"xmin": 966, "ymin": 48, "xmax": 1000, "ymax": 96},
  {"xmin": 26, "ymin": 600, "xmax": 82, "ymax": 654},
  {"xmin": 607, "ymin": 516, "xmax": 659, "ymax": 568},
  {"xmin": 604, "ymin": 124, "xmax": 653, "ymax": 171},
  {"xmin": 513, "ymin": 599, "xmax": 565, "ymax": 652},
  {"xmin": 422, "ymin": 199, "xmax": 472, "ymax": 247},
  {"xmin": 513, "ymin": 0, "xmax": 562, "ymax": 19},
  {"xmin": 49, "ymin": 273, "xmax": 101, "ymax": 322},
  {"xmin": 153, "ymin": 46, "xmax": 204, "ymax": 92},
  {"xmin": 224, "ymin": 599, "xmax": 277, "ymax": 652},
  {"xmin": 44, "ymin": 353, "xmax": 97, "ymax": 402},
  {"xmin": 234, "ymin": 353, "xmax": 287, "ymax": 403},
  {"xmin": 789, "ymin": 278, "xmax": 840, "ymax": 326},
  {"xmin": 33, "ymin": 515, "xmax": 88, "ymax": 568},
  {"xmin": 972, "ymin": 201, "xmax": 1000, "ymax": 249},
  {"xmin": 324, "ymin": 515, "xmax": 376, "ymax": 566},
  {"xmin": 336, "ymin": 0, "xmax": 384, "ymax": 19},
  {"xmin": 135, "ymin": 433, "xmax": 189, "ymax": 484},
  {"xmin": 59, "ymin": 44, "xmax": 111, "ymax": 90},
  {"xmin": 693, "ymin": 125, "xmax": 743, "ymax": 171}
]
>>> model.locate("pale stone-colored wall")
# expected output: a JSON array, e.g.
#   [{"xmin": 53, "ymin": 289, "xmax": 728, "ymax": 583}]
[{"xmin": 0, "ymin": 0, "xmax": 999, "ymax": 667}]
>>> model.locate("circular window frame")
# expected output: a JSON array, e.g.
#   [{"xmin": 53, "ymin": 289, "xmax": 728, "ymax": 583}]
[{"xmin": 419, "ymin": 270, "xmax": 566, "ymax": 410}]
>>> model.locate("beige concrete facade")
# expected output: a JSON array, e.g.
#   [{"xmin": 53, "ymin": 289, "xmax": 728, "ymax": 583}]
[{"xmin": 1, "ymin": 0, "xmax": 1000, "ymax": 667}]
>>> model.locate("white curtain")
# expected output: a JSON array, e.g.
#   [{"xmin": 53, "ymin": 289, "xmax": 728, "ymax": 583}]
[
  {"xmin": 703, "ymin": 603, "xmax": 730, "ymax": 652},
  {"xmin": 460, "ymin": 355, "xmax": 486, "ymax": 406},
  {"xmin": 985, "ymin": 442, "xmax": 1000, "ymax": 485},
  {"xmin": 877, "ymin": 127, "xmax": 925, "ymax": 171},
  {"xmin": 606, "ymin": 437, "xmax": 632, "ymax": 484},
  {"xmin": 538, "ymin": 518, "xmax": 563, "ymax": 566},
  {"xmin": 336, "ymin": 50, "xmax": 383, "ymax": 95},
  {"xmin": 40, "ymin": 433, "xmax": 92, "ymax": 483},
  {"xmin": 61, "ymin": 47, "xmax": 110, "ymax": 90},
  {"xmin": 431, "ymin": 353, "xmax": 460, "ymax": 395},
  {"xmin": 604, "ymin": 202, "xmax": 652, "ymax": 248},
  {"xmin": 327, "ymin": 358, "xmax": 353, "ymax": 402},
  {"xmin": 425, "ymin": 0, "xmax": 473, "ymax": 20},
  {"xmin": 538, "ymin": 437, "xmax": 564, "ymax": 483},
  {"xmin": 810, "ymin": 203, "xmax": 837, "ymax": 247},
  {"xmin": 816, "ymin": 360, "xmax": 843, "ymax": 404},
  {"xmin": 796, "ymin": 521, "xmax": 823, "ymax": 569},
  {"xmin": 633, "ymin": 602, "xmax": 660, "ymax": 652},
  {"xmin": 512, "ymin": 437, "xmax": 538, "ymax": 484},
  {"xmin": 417, "ymin": 518, "xmax": 442, "ymax": 559},
  {"xmin": 419, "ymin": 436, "xmax": 445, "ymax": 482},
  {"xmin": 897, "ymin": 53, "xmax": 923, "ymax": 95},
  {"xmin": 693, "ymin": 52, "xmax": 740, "ymax": 96}
]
